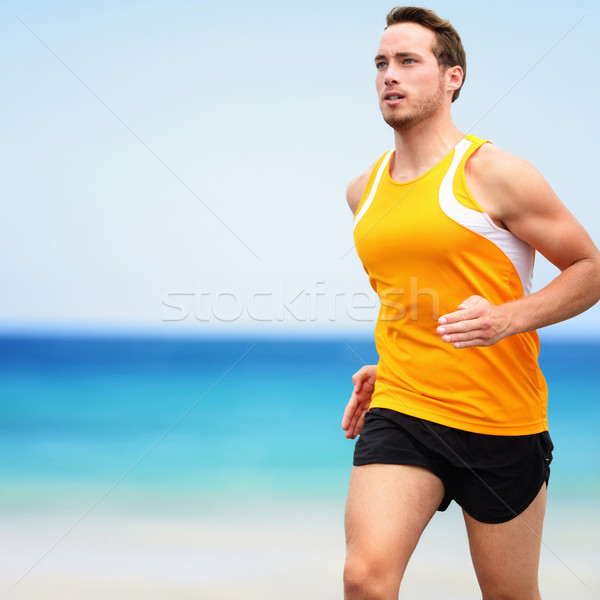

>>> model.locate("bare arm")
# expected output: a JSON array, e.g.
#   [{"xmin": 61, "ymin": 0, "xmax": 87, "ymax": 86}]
[
  {"xmin": 342, "ymin": 165, "xmax": 378, "ymax": 437},
  {"xmin": 437, "ymin": 144, "xmax": 600, "ymax": 348}
]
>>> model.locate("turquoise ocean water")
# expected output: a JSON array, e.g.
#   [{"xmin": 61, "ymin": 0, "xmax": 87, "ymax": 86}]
[{"xmin": 1, "ymin": 335, "xmax": 598, "ymax": 514}]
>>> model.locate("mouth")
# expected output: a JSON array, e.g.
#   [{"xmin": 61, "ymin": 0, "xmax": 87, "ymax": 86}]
[{"xmin": 384, "ymin": 92, "xmax": 405, "ymax": 105}]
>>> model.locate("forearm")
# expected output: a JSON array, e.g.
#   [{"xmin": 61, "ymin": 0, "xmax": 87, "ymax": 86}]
[{"xmin": 504, "ymin": 257, "xmax": 600, "ymax": 335}]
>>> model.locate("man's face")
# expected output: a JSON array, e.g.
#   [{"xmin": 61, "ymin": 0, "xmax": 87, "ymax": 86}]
[{"xmin": 375, "ymin": 22, "xmax": 447, "ymax": 131}]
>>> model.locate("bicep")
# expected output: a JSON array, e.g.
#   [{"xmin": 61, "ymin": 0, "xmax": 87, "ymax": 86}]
[{"xmin": 501, "ymin": 164, "xmax": 599, "ymax": 272}]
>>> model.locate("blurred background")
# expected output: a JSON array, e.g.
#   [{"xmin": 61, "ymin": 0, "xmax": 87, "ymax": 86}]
[{"xmin": 1, "ymin": 0, "xmax": 598, "ymax": 598}]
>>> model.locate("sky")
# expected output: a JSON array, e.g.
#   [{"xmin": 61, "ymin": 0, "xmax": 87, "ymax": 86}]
[{"xmin": 2, "ymin": 0, "xmax": 599, "ymax": 338}]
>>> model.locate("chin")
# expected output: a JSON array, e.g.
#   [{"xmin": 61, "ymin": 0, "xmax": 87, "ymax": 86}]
[{"xmin": 382, "ymin": 111, "xmax": 416, "ymax": 132}]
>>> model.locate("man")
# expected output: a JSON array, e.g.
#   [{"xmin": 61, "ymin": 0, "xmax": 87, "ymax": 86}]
[{"xmin": 341, "ymin": 6, "xmax": 600, "ymax": 600}]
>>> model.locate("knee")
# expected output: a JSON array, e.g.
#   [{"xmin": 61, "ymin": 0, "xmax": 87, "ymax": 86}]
[
  {"xmin": 343, "ymin": 556, "xmax": 399, "ymax": 600},
  {"xmin": 480, "ymin": 582, "xmax": 541, "ymax": 600},
  {"xmin": 343, "ymin": 558, "xmax": 370, "ymax": 599}
]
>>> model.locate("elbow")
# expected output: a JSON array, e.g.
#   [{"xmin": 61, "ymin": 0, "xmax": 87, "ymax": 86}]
[{"xmin": 583, "ymin": 255, "xmax": 600, "ymax": 307}]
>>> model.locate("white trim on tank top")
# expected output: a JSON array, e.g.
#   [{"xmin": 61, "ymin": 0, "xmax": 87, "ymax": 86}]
[
  {"xmin": 353, "ymin": 149, "xmax": 394, "ymax": 232},
  {"xmin": 438, "ymin": 138, "xmax": 534, "ymax": 296}
]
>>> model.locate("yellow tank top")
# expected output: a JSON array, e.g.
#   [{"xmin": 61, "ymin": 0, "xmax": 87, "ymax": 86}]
[{"xmin": 353, "ymin": 134, "xmax": 548, "ymax": 435}]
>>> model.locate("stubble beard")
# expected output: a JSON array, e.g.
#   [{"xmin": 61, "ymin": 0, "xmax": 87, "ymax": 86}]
[{"xmin": 382, "ymin": 84, "xmax": 445, "ymax": 133}]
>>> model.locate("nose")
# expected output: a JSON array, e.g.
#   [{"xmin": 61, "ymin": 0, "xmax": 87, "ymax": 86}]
[{"xmin": 384, "ymin": 65, "xmax": 400, "ymax": 86}]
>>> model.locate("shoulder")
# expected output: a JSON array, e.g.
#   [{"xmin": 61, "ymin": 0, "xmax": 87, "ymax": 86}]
[
  {"xmin": 466, "ymin": 142, "xmax": 541, "ymax": 186},
  {"xmin": 465, "ymin": 142, "xmax": 551, "ymax": 225},
  {"xmin": 346, "ymin": 163, "xmax": 376, "ymax": 215}
]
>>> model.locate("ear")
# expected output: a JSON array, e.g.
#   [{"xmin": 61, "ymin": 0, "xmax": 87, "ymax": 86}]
[{"xmin": 446, "ymin": 65, "xmax": 463, "ymax": 95}]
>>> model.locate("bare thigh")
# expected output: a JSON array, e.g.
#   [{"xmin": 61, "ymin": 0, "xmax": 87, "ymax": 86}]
[
  {"xmin": 344, "ymin": 463, "xmax": 445, "ymax": 598},
  {"xmin": 464, "ymin": 483, "xmax": 547, "ymax": 600}
]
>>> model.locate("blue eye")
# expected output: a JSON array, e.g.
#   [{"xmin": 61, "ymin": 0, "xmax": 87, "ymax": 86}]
[{"xmin": 376, "ymin": 61, "xmax": 387, "ymax": 70}]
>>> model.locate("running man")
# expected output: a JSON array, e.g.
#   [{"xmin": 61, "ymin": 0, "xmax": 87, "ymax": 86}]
[{"xmin": 342, "ymin": 6, "xmax": 600, "ymax": 599}]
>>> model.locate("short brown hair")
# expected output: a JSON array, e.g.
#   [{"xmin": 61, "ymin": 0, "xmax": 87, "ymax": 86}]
[{"xmin": 386, "ymin": 6, "xmax": 466, "ymax": 102}]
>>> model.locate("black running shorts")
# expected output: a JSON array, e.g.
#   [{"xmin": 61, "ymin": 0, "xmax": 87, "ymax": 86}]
[{"xmin": 353, "ymin": 407, "xmax": 554, "ymax": 524}]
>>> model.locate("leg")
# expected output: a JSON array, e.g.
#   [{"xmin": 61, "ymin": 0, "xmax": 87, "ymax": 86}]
[
  {"xmin": 343, "ymin": 463, "xmax": 445, "ymax": 600},
  {"xmin": 463, "ymin": 484, "xmax": 547, "ymax": 600}
]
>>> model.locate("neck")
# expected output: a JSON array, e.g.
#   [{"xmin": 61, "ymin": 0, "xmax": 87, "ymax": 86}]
[{"xmin": 390, "ymin": 115, "xmax": 464, "ymax": 182}]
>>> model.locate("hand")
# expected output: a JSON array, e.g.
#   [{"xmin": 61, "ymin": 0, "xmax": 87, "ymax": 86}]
[
  {"xmin": 436, "ymin": 295, "xmax": 512, "ymax": 349},
  {"xmin": 342, "ymin": 365, "xmax": 377, "ymax": 439}
]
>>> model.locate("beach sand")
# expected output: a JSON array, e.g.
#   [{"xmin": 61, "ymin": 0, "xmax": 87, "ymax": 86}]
[{"xmin": 1, "ymin": 498, "xmax": 597, "ymax": 599}]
